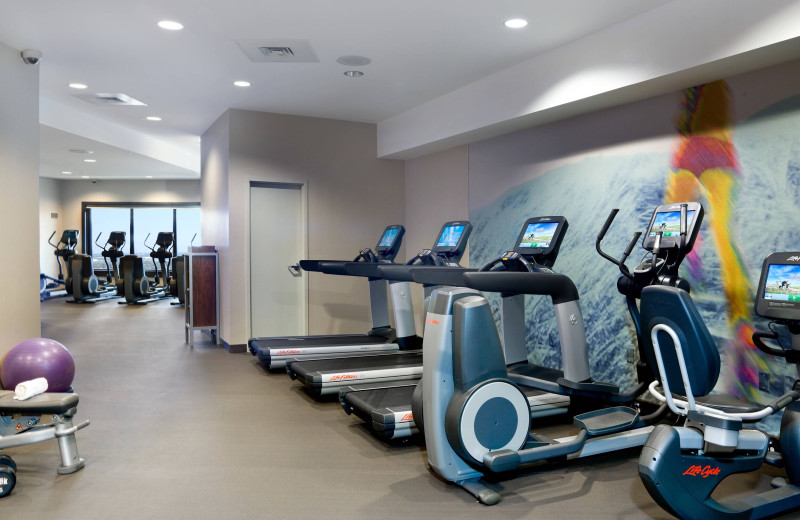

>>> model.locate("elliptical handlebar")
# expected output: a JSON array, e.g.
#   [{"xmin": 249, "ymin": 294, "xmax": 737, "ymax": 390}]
[
  {"xmin": 95, "ymin": 232, "xmax": 105, "ymax": 250},
  {"xmin": 47, "ymin": 231, "xmax": 58, "ymax": 249},
  {"xmin": 143, "ymin": 233, "xmax": 154, "ymax": 252},
  {"xmin": 595, "ymin": 208, "xmax": 637, "ymax": 281}
]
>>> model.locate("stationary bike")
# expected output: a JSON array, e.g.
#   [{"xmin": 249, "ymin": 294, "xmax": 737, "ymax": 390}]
[{"xmin": 638, "ymin": 251, "xmax": 800, "ymax": 519}]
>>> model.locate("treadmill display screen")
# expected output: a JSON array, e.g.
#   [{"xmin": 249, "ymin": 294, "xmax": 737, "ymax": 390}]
[
  {"xmin": 378, "ymin": 228, "xmax": 400, "ymax": 248},
  {"xmin": 648, "ymin": 210, "xmax": 697, "ymax": 238},
  {"xmin": 518, "ymin": 222, "xmax": 558, "ymax": 249},
  {"xmin": 762, "ymin": 264, "xmax": 800, "ymax": 304},
  {"xmin": 436, "ymin": 225, "xmax": 466, "ymax": 248}
]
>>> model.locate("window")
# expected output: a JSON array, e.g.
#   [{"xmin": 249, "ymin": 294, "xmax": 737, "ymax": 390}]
[{"xmin": 84, "ymin": 202, "xmax": 201, "ymax": 276}]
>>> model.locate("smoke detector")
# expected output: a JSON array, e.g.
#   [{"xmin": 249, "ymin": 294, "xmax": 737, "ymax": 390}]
[{"xmin": 235, "ymin": 39, "xmax": 318, "ymax": 63}]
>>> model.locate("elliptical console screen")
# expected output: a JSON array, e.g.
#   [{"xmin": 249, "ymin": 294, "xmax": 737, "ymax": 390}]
[
  {"xmin": 642, "ymin": 202, "xmax": 704, "ymax": 251},
  {"xmin": 755, "ymin": 252, "xmax": 800, "ymax": 321},
  {"xmin": 649, "ymin": 210, "xmax": 697, "ymax": 238}
]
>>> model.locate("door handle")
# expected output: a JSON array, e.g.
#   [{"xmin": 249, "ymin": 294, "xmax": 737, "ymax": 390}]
[{"xmin": 287, "ymin": 264, "xmax": 301, "ymax": 277}]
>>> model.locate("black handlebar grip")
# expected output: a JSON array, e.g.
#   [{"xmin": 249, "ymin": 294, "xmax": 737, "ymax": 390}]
[
  {"xmin": 597, "ymin": 209, "xmax": 619, "ymax": 242},
  {"xmin": 623, "ymin": 232, "xmax": 642, "ymax": 257},
  {"xmin": 752, "ymin": 329, "xmax": 785, "ymax": 358}
]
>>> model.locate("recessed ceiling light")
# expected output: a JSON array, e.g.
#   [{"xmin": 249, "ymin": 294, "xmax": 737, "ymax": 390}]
[
  {"xmin": 83, "ymin": 159, "xmax": 96, "ymax": 163},
  {"xmin": 69, "ymin": 83, "xmax": 88, "ymax": 90},
  {"xmin": 61, "ymin": 171, "xmax": 72, "ymax": 175},
  {"xmin": 81, "ymin": 176, "xmax": 90, "ymax": 179},
  {"xmin": 344, "ymin": 70, "xmax": 364, "ymax": 78},
  {"xmin": 504, "ymin": 18, "xmax": 528, "ymax": 29},
  {"xmin": 68, "ymin": 148, "xmax": 93, "ymax": 154},
  {"xmin": 158, "ymin": 20, "xmax": 183, "ymax": 31},
  {"xmin": 145, "ymin": 176, "xmax": 153, "ymax": 179},
  {"xmin": 146, "ymin": 116, "xmax": 162, "ymax": 121},
  {"xmin": 233, "ymin": 81, "xmax": 251, "ymax": 87},
  {"xmin": 336, "ymin": 55, "xmax": 371, "ymax": 67}
]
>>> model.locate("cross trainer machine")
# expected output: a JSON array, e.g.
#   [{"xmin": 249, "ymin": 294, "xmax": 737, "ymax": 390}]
[
  {"xmin": 414, "ymin": 203, "xmax": 704, "ymax": 504},
  {"xmin": 248, "ymin": 225, "xmax": 410, "ymax": 369},
  {"xmin": 66, "ymin": 234, "xmax": 121, "ymax": 304},
  {"xmin": 0, "ymin": 390, "xmax": 89, "ymax": 498},
  {"xmin": 40, "ymin": 230, "xmax": 78, "ymax": 300},
  {"xmin": 287, "ymin": 221, "xmax": 471, "ymax": 397},
  {"xmin": 95, "ymin": 231, "xmax": 126, "ymax": 289},
  {"xmin": 118, "ymin": 232, "xmax": 175, "ymax": 305},
  {"xmin": 339, "ymin": 216, "xmax": 570, "ymax": 440},
  {"xmin": 638, "ymin": 251, "xmax": 800, "ymax": 519}
]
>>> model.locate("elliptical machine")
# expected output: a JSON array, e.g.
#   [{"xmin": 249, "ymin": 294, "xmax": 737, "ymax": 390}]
[
  {"xmin": 66, "ymin": 233, "xmax": 120, "ymax": 304},
  {"xmin": 40, "ymin": 230, "xmax": 78, "ymax": 299},
  {"xmin": 637, "ymin": 251, "xmax": 800, "ymax": 519},
  {"xmin": 413, "ymin": 202, "xmax": 704, "ymax": 504},
  {"xmin": 118, "ymin": 232, "xmax": 174, "ymax": 305},
  {"xmin": 95, "ymin": 231, "xmax": 126, "ymax": 288}
]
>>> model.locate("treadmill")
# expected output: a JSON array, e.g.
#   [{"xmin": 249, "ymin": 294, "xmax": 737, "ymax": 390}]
[
  {"xmin": 287, "ymin": 221, "xmax": 472, "ymax": 397},
  {"xmin": 340, "ymin": 216, "xmax": 572, "ymax": 439},
  {"xmin": 248, "ymin": 225, "xmax": 412, "ymax": 369}
]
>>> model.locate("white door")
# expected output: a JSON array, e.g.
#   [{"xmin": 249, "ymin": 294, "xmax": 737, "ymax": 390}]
[{"xmin": 249, "ymin": 181, "xmax": 306, "ymax": 338}]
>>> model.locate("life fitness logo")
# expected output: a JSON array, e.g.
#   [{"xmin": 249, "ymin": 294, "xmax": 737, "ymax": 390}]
[
  {"xmin": 276, "ymin": 349, "xmax": 301, "ymax": 355},
  {"xmin": 400, "ymin": 413, "xmax": 413, "ymax": 422},
  {"xmin": 330, "ymin": 374, "xmax": 357, "ymax": 381},
  {"xmin": 683, "ymin": 465, "xmax": 721, "ymax": 478}
]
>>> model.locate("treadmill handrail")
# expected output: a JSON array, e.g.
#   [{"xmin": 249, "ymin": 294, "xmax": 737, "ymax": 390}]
[
  {"xmin": 409, "ymin": 266, "xmax": 477, "ymax": 286},
  {"xmin": 463, "ymin": 271, "xmax": 579, "ymax": 305}
]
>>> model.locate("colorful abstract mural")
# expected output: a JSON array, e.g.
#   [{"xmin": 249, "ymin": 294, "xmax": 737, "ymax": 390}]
[{"xmin": 468, "ymin": 65, "xmax": 800, "ymax": 432}]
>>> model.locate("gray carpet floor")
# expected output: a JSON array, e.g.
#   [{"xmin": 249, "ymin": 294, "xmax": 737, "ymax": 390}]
[{"xmin": 0, "ymin": 298, "xmax": 796, "ymax": 519}]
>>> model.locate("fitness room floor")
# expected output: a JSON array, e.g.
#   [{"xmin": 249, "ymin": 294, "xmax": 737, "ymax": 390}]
[{"xmin": 3, "ymin": 299, "xmax": 796, "ymax": 519}]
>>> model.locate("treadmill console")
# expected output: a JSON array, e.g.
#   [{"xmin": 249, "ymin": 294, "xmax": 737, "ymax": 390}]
[
  {"xmin": 513, "ymin": 216, "xmax": 568, "ymax": 268},
  {"xmin": 755, "ymin": 252, "xmax": 800, "ymax": 322},
  {"xmin": 642, "ymin": 202, "xmax": 703, "ymax": 252},
  {"xmin": 374, "ymin": 225, "xmax": 405, "ymax": 261},
  {"xmin": 431, "ymin": 221, "xmax": 472, "ymax": 260}
]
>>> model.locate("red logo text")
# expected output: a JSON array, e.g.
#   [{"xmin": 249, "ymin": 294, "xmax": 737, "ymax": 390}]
[
  {"xmin": 330, "ymin": 374, "xmax": 357, "ymax": 381},
  {"xmin": 683, "ymin": 465, "xmax": 721, "ymax": 478}
]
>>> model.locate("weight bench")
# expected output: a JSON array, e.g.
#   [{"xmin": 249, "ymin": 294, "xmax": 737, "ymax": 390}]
[{"xmin": 0, "ymin": 389, "xmax": 89, "ymax": 497}]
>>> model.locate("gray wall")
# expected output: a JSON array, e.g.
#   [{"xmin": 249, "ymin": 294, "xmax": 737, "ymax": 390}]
[
  {"xmin": 202, "ymin": 109, "xmax": 405, "ymax": 347},
  {"xmin": 0, "ymin": 41, "xmax": 41, "ymax": 359},
  {"xmin": 404, "ymin": 146, "xmax": 470, "ymax": 331}
]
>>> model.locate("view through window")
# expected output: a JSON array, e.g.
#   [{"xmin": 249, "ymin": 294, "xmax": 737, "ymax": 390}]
[{"xmin": 85, "ymin": 204, "xmax": 201, "ymax": 274}]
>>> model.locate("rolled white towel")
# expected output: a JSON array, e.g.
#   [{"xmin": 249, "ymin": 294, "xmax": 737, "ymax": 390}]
[{"xmin": 13, "ymin": 377, "xmax": 49, "ymax": 400}]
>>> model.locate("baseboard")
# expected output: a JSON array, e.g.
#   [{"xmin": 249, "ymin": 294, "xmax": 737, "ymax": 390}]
[{"xmin": 220, "ymin": 337, "xmax": 246, "ymax": 354}]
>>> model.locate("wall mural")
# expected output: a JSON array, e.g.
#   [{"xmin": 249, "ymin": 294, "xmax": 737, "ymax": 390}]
[{"xmin": 469, "ymin": 70, "xmax": 800, "ymax": 431}]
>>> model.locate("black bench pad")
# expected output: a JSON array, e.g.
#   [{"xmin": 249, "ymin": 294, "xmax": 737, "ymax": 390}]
[{"xmin": 0, "ymin": 390, "xmax": 79, "ymax": 415}]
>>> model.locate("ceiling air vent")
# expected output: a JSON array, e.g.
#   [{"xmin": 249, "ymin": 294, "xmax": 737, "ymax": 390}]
[
  {"xmin": 260, "ymin": 47, "xmax": 294, "ymax": 58},
  {"xmin": 77, "ymin": 92, "xmax": 147, "ymax": 106},
  {"xmin": 235, "ymin": 39, "xmax": 318, "ymax": 63}
]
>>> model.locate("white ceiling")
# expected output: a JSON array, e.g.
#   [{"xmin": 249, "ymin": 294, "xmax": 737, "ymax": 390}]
[{"xmin": 1, "ymin": 0, "xmax": 799, "ymax": 180}]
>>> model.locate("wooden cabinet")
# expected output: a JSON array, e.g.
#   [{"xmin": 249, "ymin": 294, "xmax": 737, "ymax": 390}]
[{"xmin": 184, "ymin": 246, "xmax": 220, "ymax": 346}]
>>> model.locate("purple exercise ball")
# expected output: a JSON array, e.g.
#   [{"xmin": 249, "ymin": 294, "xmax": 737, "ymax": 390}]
[{"xmin": 0, "ymin": 338, "xmax": 75, "ymax": 392}]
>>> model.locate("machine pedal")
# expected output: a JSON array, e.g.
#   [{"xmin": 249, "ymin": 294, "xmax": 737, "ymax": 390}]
[
  {"xmin": 573, "ymin": 406, "xmax": 639, "ymax": 436},
  {"xmin": 765, "ymin": 451, "xmax": 784, "ymax": 468}
]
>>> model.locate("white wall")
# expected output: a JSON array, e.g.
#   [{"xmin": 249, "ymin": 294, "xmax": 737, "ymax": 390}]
[
  {"xmin": 202, "ymin": 109, "xmax": 405, "ymax": 347},
  {"xmin": 0, "ymin": 41, "xmax": 41, "ymax": 360},
  {"xmin": 404, "ymin": 146, "xmax": 470, "ymax": 331},
  {"xmin": 39, "ymin": 177, "xmax": 64, "ymax": 277},
  {"xmin": 200, "ymin": 112, "xmax": 230, "ymax": 342}
]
